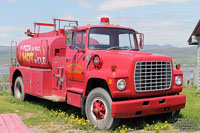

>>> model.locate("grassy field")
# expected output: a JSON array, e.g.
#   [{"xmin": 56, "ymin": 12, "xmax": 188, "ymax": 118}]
[
  {"xmin": 180, "ymin": 87, "xmax": 200, "ymax": 129},
  {"xmin": 0, "ymin": 87, "xmax": 199, "ymax": 132}
]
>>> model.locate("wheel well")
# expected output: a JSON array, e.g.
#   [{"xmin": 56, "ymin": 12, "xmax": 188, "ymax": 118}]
[
  {"xmin": 11, "ymin": 70, "xmax": 22, "ymax": 95},
  {"xmin": 85, "ymin": 78, "xmax": 111, "ymax": 97}
]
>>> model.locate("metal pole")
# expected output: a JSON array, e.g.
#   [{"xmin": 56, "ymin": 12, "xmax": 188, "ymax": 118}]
[
  {"xmin": 198, "ymin": 43, "xmax": 200, "ymax": 90},
  {"xmin": 2, "ymin": 74, "xmax": 5, "ymax": 91}
]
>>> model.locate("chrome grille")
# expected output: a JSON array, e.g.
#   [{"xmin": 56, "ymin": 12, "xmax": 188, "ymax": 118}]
[{"xmin": 134, "ymin": 61, "xmax": 172, "ymax": 92}]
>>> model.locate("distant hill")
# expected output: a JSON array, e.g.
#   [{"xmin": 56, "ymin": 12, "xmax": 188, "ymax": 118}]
[
  {"xmin": 0, "ymin": 46, "xmax": 10, "ymax": 50},
  {"xmin": 0, "ymin": 46, "xmax": 16, "ymax": 67},
  {"xmin": 0, "ymin": 44, "xmax": 197, "ymax": 67},
  {"xmin": 142, "ymin": 44, "xmax": 197, "ymax": 66}
]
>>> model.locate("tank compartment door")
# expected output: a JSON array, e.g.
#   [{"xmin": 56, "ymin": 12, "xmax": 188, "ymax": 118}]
[
  {"xmin": 31, "ymin": 70, "xmax": 43, "ymax": 95},
  {"xmin": 29, "ymin": 68, "xmax": 52, "ymax": 96},
  {"xmin": 52, "ymin": 58, "xmax": 66, "ymax": 95}
]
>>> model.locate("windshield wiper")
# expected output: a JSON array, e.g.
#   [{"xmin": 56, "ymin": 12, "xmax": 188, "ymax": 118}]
[
  {"xmin": 129, "ymin": 48, "xmax": 140, "ymax": 51},
  {"xmin": 107, "ymin": 46, "xmax": 129, "ymax": 50}
]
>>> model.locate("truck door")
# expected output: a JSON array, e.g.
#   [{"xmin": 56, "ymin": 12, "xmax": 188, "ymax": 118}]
[{"xmin": 66, "ymin": 31, "xmax": 86, "ymax": 82}]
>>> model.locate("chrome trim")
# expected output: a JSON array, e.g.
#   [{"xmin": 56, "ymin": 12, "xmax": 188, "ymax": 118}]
[{"xmin": 134, "ymin": 61, "xmax": 172, "ymax": 92}]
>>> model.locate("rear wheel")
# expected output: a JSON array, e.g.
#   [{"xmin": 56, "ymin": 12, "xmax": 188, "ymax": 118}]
[
  {"xmin": 85, "ymin": 87, "xmax": 119, "ymax": 129},
  {"xmin": 14, "ymin": 76, "xmax": 25, "ymax": 101}
]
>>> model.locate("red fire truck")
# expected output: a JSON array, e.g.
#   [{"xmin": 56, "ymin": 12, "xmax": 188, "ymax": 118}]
[{"xmin": 10, "ymin": 18, "xmax": 186, "ymax": 129}]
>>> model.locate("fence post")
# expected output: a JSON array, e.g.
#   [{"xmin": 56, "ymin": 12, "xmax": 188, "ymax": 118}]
[
  {"xmin": 3, "ymin": 75, "xmax": 5, "ymax": 91},
  {"xmin": 193, "ymin": 70, "xmax": 197, "ymax": 86},
  {"xmin": 0, "ymin": 74, "xmax": 9, "ymax": 92}
]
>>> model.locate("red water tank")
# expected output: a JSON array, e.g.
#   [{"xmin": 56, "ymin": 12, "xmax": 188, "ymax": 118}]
[{"xmin": 17, "ymin": 36, "xmax": 66, "ymax": 68}]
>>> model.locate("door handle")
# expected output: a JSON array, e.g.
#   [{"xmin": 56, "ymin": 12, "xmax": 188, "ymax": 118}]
[{"xmin": 65, "ymin": 57, "xmax": 70, "ymax": 62}]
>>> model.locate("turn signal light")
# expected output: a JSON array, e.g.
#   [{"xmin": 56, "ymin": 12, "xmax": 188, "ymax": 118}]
[{"xmin": 176, "ymin": 64, "xmax": 181, "ymax": 70}]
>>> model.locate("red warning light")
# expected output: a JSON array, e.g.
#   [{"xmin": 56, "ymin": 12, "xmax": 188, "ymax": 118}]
[
  {"xmin": 27, "ymin": 29, "xmax": 31, "ymax": 33},
  {"xmin": 100, "ymin": 17, "xmax": 110, "ymax": 25}
]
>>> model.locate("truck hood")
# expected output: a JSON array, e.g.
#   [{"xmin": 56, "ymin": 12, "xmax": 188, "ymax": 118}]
[
  {"xmin": 97, "ymin": 50, "xmax": 172, "ymax": 62},
  {"xmin": 93, "ymin": 50, "xmax": 173, "ymax": 75}
]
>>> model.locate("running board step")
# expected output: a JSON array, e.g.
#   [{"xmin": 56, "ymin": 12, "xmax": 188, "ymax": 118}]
[
  {"xmin": 43, "ymin": 95, "xmax": 64, "ymax": 102},
  {"xmin": 67, "ymin": 91, "xmax": 81, "ymax": 108},
  {"xmin": 66, "ymin": 88, "xmax": 83, "ymax": 108},
  {"xmin": 67, "ymin": 87, "xmax": 83, "ymax": 94}
]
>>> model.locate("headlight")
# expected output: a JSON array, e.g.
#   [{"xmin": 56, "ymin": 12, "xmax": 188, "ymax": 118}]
[
  {"xmin": 117, "ymin": 79, "xmax": 126, "ymax": 91},
  {"xmin": 175, "ymin": 76, "xmax": 182, "ymax": 86}
]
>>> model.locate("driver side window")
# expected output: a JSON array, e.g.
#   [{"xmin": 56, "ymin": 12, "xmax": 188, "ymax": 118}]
[
  {"xmin": 119, "ymin": 33, "xmax": 135, "ymax": 49},
  {"xmin": 72, "ymin": 31, "xmax": 86, "ymax": 49}
]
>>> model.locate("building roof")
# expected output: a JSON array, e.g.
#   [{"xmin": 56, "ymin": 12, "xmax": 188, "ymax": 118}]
[{"xmin": 188, "ymin": 19, "xmax": 200, "ymax": 45}]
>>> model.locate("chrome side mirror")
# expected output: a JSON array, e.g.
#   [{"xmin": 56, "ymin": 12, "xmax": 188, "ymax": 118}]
[
  {"xmin": 65, "ymin": 29, "xmax": 72, "ymax": 46},
  {"xmin": 137, "ymin": 32, "xmax": 144, "ymax": 49}
]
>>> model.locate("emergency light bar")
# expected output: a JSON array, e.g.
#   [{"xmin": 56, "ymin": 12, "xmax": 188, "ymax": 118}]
[{"xmin": 100, "ymin": 17, "xmax": 110, "ymax": 25}]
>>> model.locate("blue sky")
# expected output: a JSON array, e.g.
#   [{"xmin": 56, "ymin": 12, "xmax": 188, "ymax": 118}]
[{"xmin": 0, "ymin": 0, "xmax": 199, "ymax": 47}]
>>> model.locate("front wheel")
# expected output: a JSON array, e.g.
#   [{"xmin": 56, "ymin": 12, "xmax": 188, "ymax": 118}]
[
  {"xmin": 171, "ymin": 110, "xmax": 180, "ymax": 118},
  {"xmin": 163, "ymin": 110, "xmax": 180, "ymax": 120},
  {"xmin": 85, "ymin": 87, "xmax": 119, "ymax": 129},
  {"xmin": 14, "ymin": 76, "xmax": 25, "ymax": 101}
]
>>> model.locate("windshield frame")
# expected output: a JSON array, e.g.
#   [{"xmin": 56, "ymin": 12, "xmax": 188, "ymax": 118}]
[{"xmin": 88, "ymin": 27, "xmax": 139, "ymax": 51}]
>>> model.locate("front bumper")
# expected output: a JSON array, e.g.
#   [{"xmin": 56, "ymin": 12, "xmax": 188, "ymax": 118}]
[{"xmin": 112, "ymin": 94, "xmax": 186, "ymax": 118}]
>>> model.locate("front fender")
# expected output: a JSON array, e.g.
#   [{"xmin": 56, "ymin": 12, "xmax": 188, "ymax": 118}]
[
  {"xmin": 171, "ymin": 69, "xmax": 183, "ymax": 93},
  {"xmin": 83, "ymin": 69, "xmax": 131, "ymax": 98}
]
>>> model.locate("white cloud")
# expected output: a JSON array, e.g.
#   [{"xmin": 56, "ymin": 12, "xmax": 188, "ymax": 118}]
[
  {"xmin": 0, "ymin": 26, "xmax": 27, "ymax": 46},
  {"xmin": 98, "ymin": 0, "xmax": 190, "ymax": 11},
  {"xmin": 0, "ymin": 34, "xmax": 28, "ymax": 46},
  {"xmin": 77, "ymin": 0, "xmax": 93, "ymax": 8},
  {"xmin": 0, "ymin": 26, "xmax": 25, "ymax": 32},
  {"xmin": 57, "ymin": 14, "xmax": 101, "ymax": 24},
  {"xmin": 58, "ymin": 14, "xmax": 78, "ymax": 21},
  {"xmin": 93, "ymin": 15, "xmax": 192, "ymax": 47},
  {"xmin": 160, "ymin": 0, "xmax": 189, "ymax": 3},
  {"xmin": 0, "ymin": 34, "xmax": 11, "ymax": 38},
  {"xmin": 53, "ymin": 13, "xmax": 193, "ymax": 47},
  {"xmin": 134, "ymin": 20, "xmax": 193, "ymax": 47},
  {"xmin": 5, "ymin": 0, "xmax": 16, "ymax": 3}
]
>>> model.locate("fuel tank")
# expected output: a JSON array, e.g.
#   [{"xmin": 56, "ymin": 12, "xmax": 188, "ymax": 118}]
[{"xmin": 17, "ymin": 36, "xmax": 66, "ymax": 68}]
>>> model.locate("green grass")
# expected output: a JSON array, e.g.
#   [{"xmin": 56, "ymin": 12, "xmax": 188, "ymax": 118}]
[
  {"xmin": 0, "ymin": 87, "xmax": 199, "ymax": 132},
  {"xmin": 0, "ymin": 75, "xmax": 9, "ymax": 83},
  {"xmin": 0, "ymin": 75, "xmax": 10, "ymax": 91},
  {"xmin": 180, "ymin": 87, "xmax": 200, "ymax": 129},
  {"xmin": 0, "ymin": 92, "xmax": 99, "ymax": 132},
  {"xmin": 0, "ymin": 92, "xmax": 49, "ymax": 126}
]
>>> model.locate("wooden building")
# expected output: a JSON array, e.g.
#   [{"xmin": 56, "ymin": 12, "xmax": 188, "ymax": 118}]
[{"xmin": 188, "ymin": 19, "xmax": 200, "ymax": 90}]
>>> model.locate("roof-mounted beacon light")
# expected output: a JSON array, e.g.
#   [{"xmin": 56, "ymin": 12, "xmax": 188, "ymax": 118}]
[
  {"xmin": 25, "ymin": 29, "xmax": 33, "ymax": 37},
  {"xmin": 100, "ymin": 17, "xmax": 110, "ymax": 25}
]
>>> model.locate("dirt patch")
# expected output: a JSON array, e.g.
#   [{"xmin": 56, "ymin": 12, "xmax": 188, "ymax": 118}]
[
  {"xmin": 21, "ymin": 112, "xmax": 35, "ymax": 119},
  {"xmin": 29, "ymin": 124, "xmax": 87, "ymax": 133}
]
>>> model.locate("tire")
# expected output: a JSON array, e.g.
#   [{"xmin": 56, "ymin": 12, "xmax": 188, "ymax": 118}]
[
  {"xmin": 85, "ymin": 87, "xmax": 119, "ymax": 129},
  {"xmin": 171, "ymin": 110, "xmax": 180, "ymax": 118},
  {"xmin": 14, "ymin": 76, "xmax": 25, "ymax": 101},
  {"xmin": 164, "ymin": 110, "xmax": 180, "ymax": 119}
]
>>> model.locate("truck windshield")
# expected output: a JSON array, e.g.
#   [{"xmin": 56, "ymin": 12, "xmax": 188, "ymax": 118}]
[{"xmin": 88, "ymin": 27, "xmax": 138, "ymax": 50}]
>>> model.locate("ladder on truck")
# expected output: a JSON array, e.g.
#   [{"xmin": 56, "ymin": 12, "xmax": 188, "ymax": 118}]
[{"xmin": 11, "ymin": 41, "xmax": 18, "ymax": 67}]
